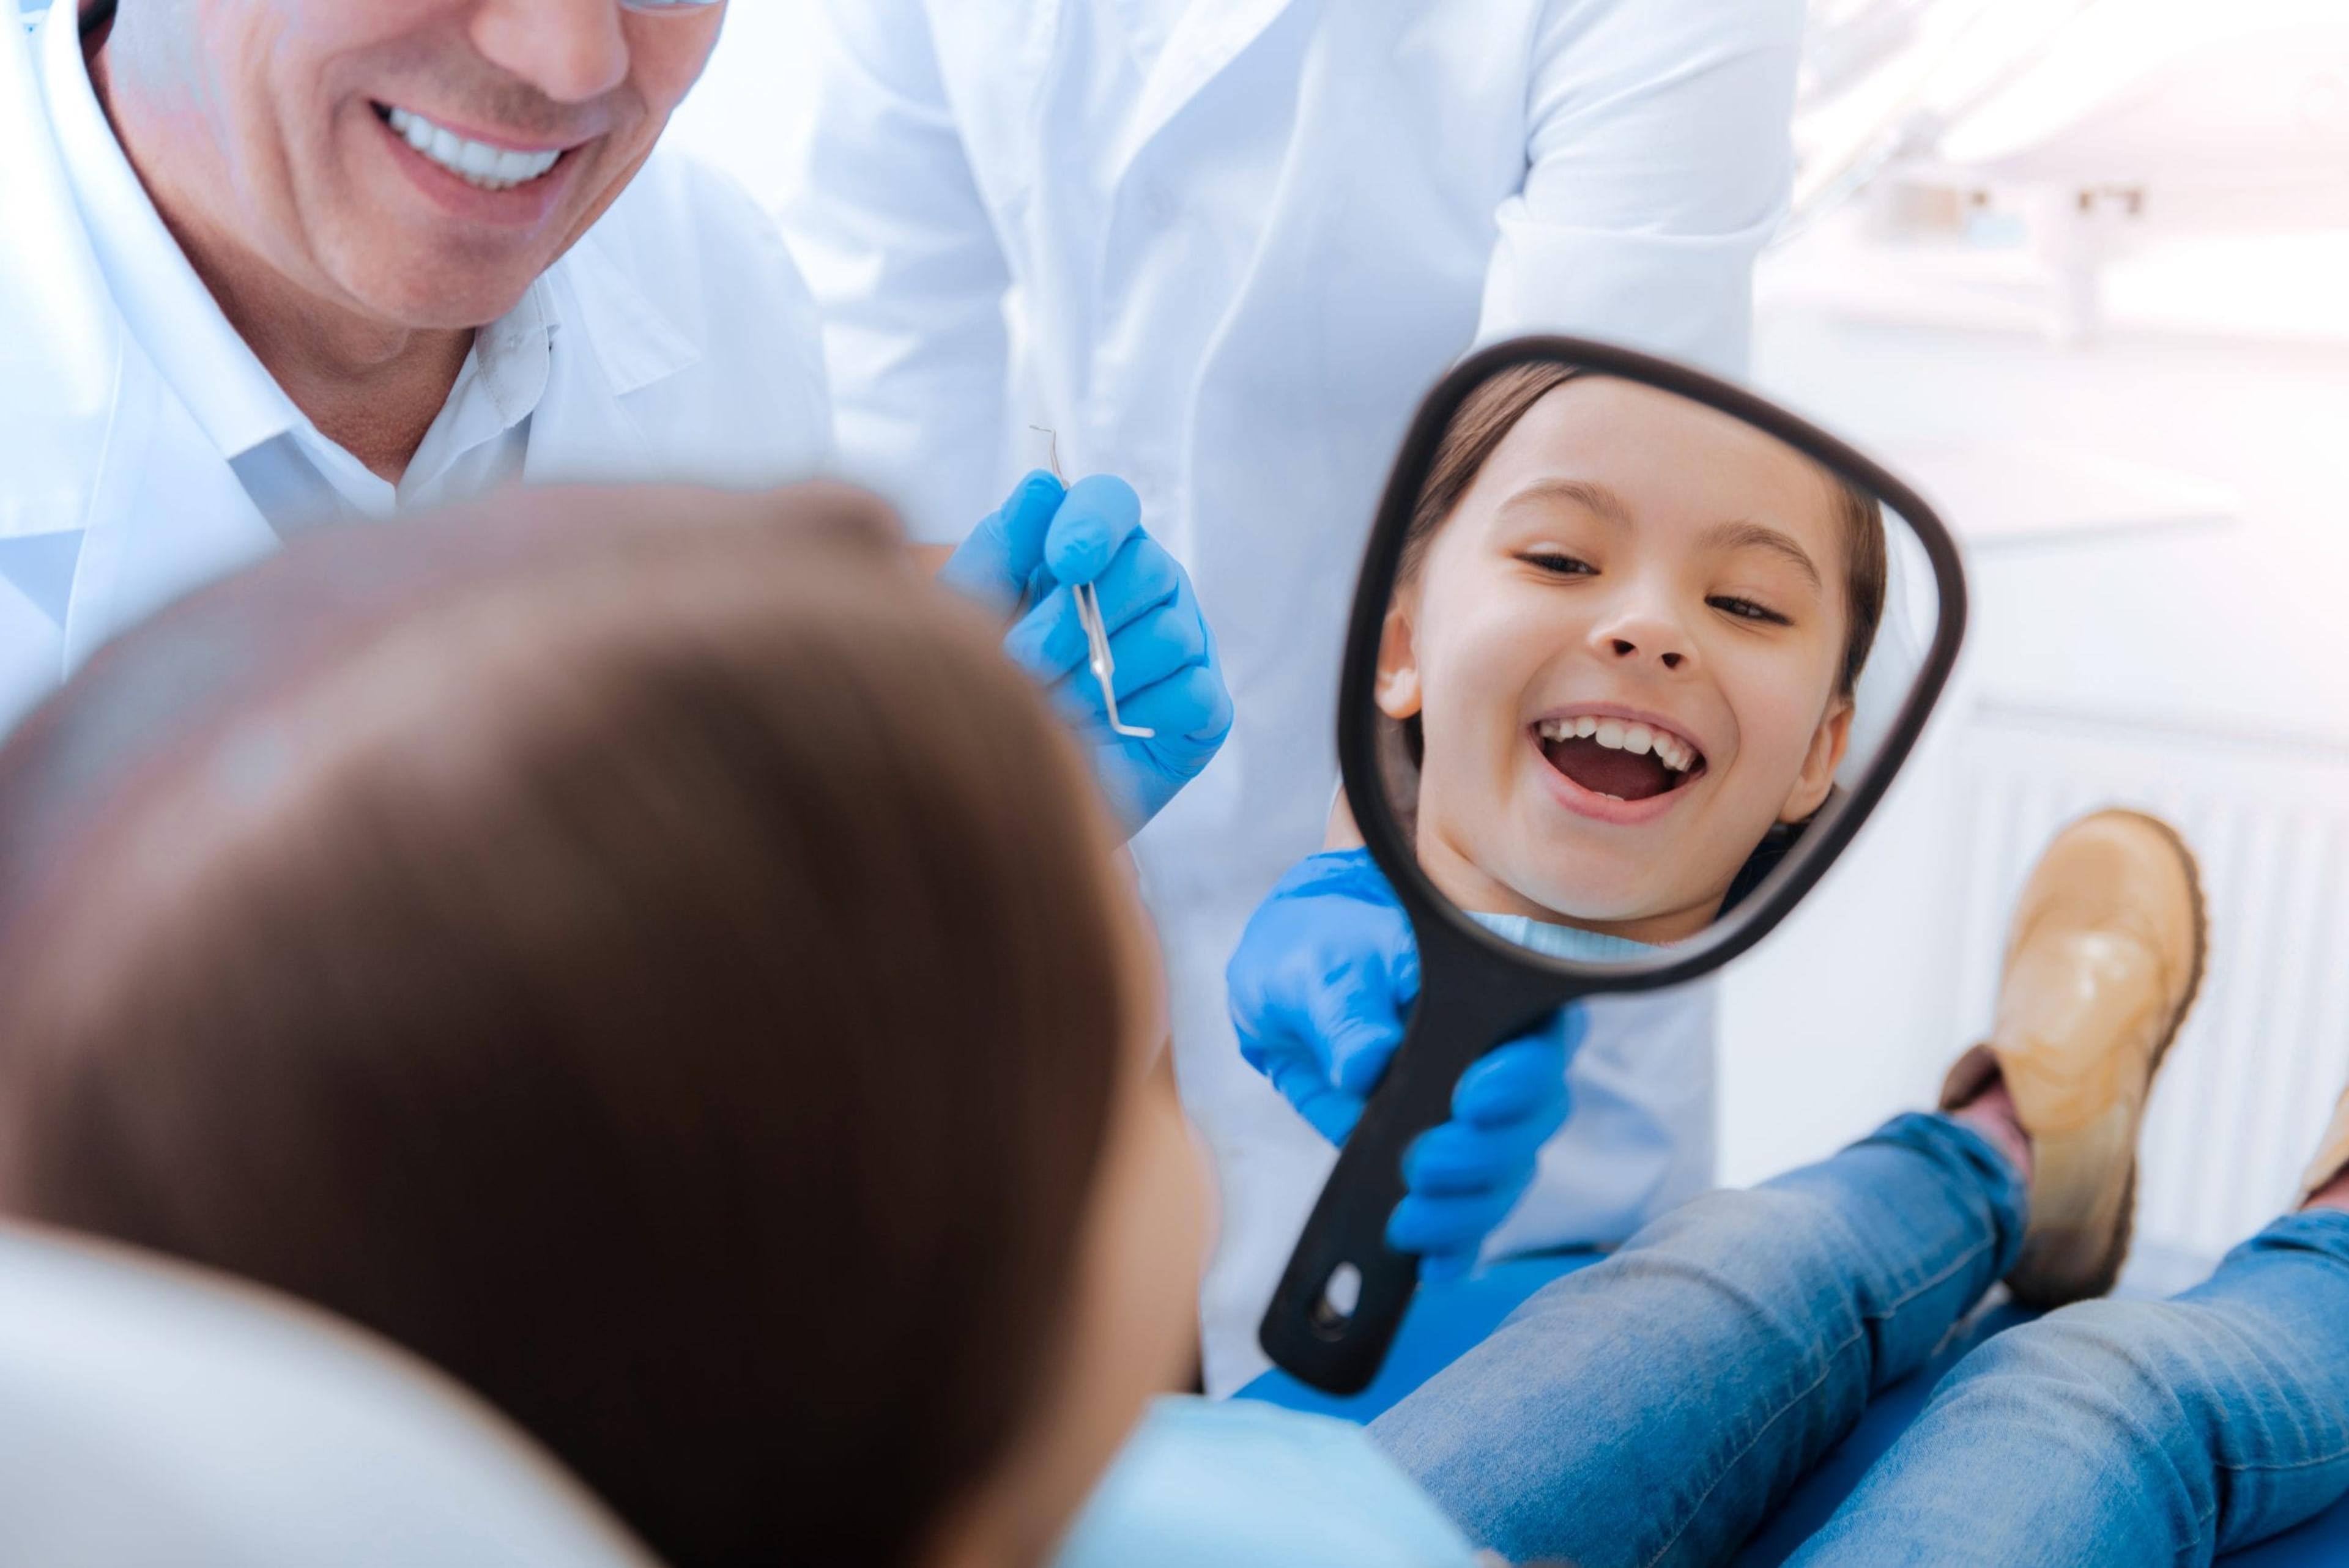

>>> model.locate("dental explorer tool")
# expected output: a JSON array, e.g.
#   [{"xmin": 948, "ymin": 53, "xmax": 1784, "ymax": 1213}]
[{"xmin": 1033, "ymin": 427, "xmax": 1155, "ymax": 740}]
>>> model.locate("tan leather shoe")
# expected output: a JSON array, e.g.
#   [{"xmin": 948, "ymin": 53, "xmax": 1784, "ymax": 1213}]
[
  {"xmin": 2298, "ymin": 1089, "xmax": 2349, "ymax": 1208},
  {"xmin": 1938, "ymin": 809, "xmax": 2206, "ymax": 1308}
]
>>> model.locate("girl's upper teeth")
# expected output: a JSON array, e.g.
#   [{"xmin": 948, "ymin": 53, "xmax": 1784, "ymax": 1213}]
[
  {"xmin": 1536, "ymin": 714, "xmax": 1697, "ymax": 772},
  {"xmin": 386, "ymin": 106, "xmax": 563, "ymax": 190}
]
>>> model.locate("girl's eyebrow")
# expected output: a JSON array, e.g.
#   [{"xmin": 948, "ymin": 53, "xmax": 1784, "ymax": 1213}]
[
  {"xmin": 1497, "ymin": 477, "xmax": 1633, "ymax": 525},
  {"xmin": 1700, "ymin": 520, "xmax": 1822, "ymax": 591},
  {"xmin": 1497, "ymin": 481, "xmax": 1824, "ymax": 592}
]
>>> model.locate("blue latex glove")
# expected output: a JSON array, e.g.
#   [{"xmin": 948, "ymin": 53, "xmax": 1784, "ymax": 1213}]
[
  {"xmin": 1388, "ymin": 1013, "xmax": 1580, "ymax": 1281},
  {"xmin": 943, "ymin": 472, "xmax": 1232, "ymax": 831},
  {"xmin": 1228, "ymin": 848, "xmax": 1584, "ymax": 1282}
]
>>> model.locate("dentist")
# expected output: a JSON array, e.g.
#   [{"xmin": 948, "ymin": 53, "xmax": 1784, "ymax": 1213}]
[
  {"xmin": 0, "ymin": 0, "xmax": 1230, "ymax": 834},
  {"xmin": 779, "ymin": 0, "xmax": 1807, "ymax": 1390},
  {"xmin": 0, "ymin": 0, "xmax": 809, "ymax": 726}
]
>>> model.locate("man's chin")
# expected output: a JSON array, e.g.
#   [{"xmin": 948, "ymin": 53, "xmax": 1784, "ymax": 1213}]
[{"xmin": 335, "ymin": 259, "xmax": 545, "ymax": 334}]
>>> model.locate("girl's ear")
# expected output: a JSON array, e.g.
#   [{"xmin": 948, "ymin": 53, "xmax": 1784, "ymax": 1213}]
[
  {"xmin": 1779, "ymin": 695, "xmax": 1854, "ymax": 824},
  {"xmin": 1374, "ymin": 600, "xmax": 1422, "ymax": 721}
]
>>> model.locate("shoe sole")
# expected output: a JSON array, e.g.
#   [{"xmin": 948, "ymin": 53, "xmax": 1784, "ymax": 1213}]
[{"xmin": 2005, "ymin": 808, "xmax": 2208, "ymax": 1309}]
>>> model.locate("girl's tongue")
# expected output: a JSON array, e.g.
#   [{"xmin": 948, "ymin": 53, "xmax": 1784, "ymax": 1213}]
[{"xmin": 1541, "ymin": 734, "xmax": 1679, "ymax": 802}]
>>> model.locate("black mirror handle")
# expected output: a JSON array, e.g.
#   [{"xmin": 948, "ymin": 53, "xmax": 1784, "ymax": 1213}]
[{"xmin": 1258, "ymin": 956, "xmax": 1568, "ymax": 1394}]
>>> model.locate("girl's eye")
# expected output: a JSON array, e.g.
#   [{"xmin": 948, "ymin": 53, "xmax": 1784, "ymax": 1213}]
[
  {"xmin": 1709, "ymin": 594, "xmax": 1792, "ymax": 626},
  {"xmin": 1520, "ymin": 551, "xmax": 1597, "ymax": 578}
]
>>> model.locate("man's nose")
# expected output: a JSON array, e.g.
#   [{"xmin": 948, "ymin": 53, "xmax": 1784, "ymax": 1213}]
[
  {"xmin": 1589, "ymin": 599, "xmax": 1693, "ymax": 672},
  {"xmin": 470, "ymin": 0, "xmax": 631, "ymax": 105}
]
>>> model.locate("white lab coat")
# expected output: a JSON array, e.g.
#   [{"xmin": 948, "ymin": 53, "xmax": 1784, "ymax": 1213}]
[
  {"xmin": 0, "ymin": 0, "xmax": 831, "ymax": 733},
  {"xmin": 781, "ymin": 0, "xmax": 1802, "ymax": 1391}
]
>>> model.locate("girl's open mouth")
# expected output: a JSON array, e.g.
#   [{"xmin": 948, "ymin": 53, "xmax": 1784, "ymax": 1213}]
[{"xmin": 1533, "ymin": 715, "xmax": 1705, "ymax": 804}]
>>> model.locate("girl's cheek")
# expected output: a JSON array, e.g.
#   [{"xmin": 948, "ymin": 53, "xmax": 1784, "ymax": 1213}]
[
  {"xmin": 1720, "ymin": 667, "xmax": 1801, "ymax": 763},
  {"xmin": 1429, "ymin": 619, "xmax": 1517, "ymax": 716},
  {"xmin": 1732, "ymin": 655, "xmax": 1837, "ymax": 777}
]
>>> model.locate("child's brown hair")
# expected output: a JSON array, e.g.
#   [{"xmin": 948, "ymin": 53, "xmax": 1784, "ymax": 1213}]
[{"xmin": 0, "ymin": 486, "xmax": 1126, "ymax": 1568}]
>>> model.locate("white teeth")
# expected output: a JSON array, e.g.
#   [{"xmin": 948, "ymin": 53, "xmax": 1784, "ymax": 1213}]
[
  {"xmin": 384, "ymin": 106, "xmax": 563, "ymax": 192},
  {"xmin": 1537, "ymin": 714, "xmax": 1700, "ymax": 773}
]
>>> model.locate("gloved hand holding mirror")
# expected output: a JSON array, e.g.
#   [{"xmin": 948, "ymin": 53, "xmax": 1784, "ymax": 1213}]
[{"xmin": 1257, "ymin": 336, "xmax": 1967, "ymax": 1394}]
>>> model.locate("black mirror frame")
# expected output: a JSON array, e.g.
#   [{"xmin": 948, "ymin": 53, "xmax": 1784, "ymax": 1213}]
[
  {"xmin": 1260, "ymin": 335, "xmax": 1970, "ymax": 1396},
  {"xmin": 1338, "ymin": 333, "xmax": 1969, "ymax": 1001}
]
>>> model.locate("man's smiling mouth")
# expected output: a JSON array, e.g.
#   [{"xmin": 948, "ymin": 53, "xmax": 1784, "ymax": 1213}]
[
  {"xmin": 375, "ymin": 105, "xmax": 569, "ymax": 192},
  {"xmin": 1533, "ymin": 713, "xmax": 1705, "ymax": 803}
]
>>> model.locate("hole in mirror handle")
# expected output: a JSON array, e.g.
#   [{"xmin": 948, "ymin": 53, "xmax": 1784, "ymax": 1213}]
[{"xmin": 1258, "ymin": 969, "xmax": 1574, "ymax": 1394}]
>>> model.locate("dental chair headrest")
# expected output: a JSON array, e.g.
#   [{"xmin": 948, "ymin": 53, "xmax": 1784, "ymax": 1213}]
[{"xmin": 0, "ymin": 1220, "xmax": 662, "ymax": 1567}]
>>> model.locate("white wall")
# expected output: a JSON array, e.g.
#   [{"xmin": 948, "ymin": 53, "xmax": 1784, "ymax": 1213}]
[
  {"xmin": 666, "ymin": 2, "xmax": 823, "ymax": 208},
  {"xmin": 1721, "ymin": 244, "xmax": 2349, "ymax": 1215}
]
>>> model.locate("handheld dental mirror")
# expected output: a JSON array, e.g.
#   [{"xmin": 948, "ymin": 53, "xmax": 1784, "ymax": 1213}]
[{"xmin": 1257, "ymin": 336, "xmax": 1969, "ymax": 1395}]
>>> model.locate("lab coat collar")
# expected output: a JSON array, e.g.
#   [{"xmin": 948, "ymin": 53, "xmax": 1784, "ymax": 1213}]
[
  {"xmin": 0, "ymin": 2, "xmax": 114, "ymax": 548},
  {"xmin": 1110, "ymin": 0, "xmax": 1303, "ymax": 182},
  {"xmin": 549, "ymin": 226, "xmax": 700, "ymax": 400},
  {"xmin": 512, "ymin": 228, "xmax": 700, "ymax": 488},
  {"xmin": 39, "ymin": 0, "xmax": 297, "ymax": 466}
]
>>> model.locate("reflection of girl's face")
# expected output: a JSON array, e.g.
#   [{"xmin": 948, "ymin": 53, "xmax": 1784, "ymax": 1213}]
[{"xmin": 1378, "ymin": 378, "xmax": 1856, "ymax": 944}]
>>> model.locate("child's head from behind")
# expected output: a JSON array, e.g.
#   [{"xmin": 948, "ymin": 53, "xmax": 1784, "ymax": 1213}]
[
  {"xmin": 1378, "ymin": 365, "xmax": 1887, "ymax": 944},
  {"xmin": 0, "ymin": 488, "xmax": 1209, "ymax": 1568}
]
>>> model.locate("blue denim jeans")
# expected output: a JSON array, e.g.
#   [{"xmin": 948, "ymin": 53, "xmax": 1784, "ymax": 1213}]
[
  {"xmin": 1790, "ymin": 1211, "xmax": 2349, "ymax": 1567},
  {"xmin": 1371, "ymin": 1113, "xmax": 2349, "ymax": 1567}
]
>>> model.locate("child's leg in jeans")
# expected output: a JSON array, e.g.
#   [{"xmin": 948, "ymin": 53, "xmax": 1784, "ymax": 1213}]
[
  {"xmin": 1789, "ymin": 1210, "xmax": 2349, "ymax": 1568},
  {"xmin": 1368, "ymin": 1112, "xmax": 2027, "ymax": 1568}
]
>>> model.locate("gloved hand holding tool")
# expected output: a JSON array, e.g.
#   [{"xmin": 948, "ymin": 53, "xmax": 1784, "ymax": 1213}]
[
  {"xmin": 944, "ymin": 467, "xmax": 1232, "ymax": 831},
  {"xmin": 1228, "ymin": 848, "xmax": 1583, "ymax": 1282}
]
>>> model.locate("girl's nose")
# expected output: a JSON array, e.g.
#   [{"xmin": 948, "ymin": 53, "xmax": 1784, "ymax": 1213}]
[{"xmin": 1589, "ymin": 600, "xmax": 1692, "ymax": 673}]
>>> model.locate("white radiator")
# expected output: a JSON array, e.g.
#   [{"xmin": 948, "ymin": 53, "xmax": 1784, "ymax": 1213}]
[{"xmin": 1953, "ymin": 701, "xmax": 2349, "ymax": 1265}]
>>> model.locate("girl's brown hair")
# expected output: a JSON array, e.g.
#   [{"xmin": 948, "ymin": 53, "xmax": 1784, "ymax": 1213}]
[
  {"xmin": 0, "ymin": 486, "xmax": 1126, "ymax": 1568},
  {"xmin": 1401, "ymin": 363, "xmax": 1889, "ymax": 697}
]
